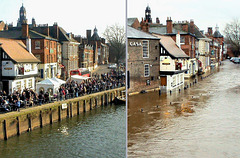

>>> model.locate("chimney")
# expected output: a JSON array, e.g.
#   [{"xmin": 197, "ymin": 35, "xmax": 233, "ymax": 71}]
[
  {"xmin": 21, "ymin": 20, "xmax": 29, "ymax": 38},
  {"xmin": 182, "ymin": 22, "xmax": 188, "ymax": 32},
  {"xmin": 208, "ymin": 27, "xmax": 212, "ymax": 35},
  {"xmin": 43, "ymin": 25, "xmax": 49, "ymax": 36},
  {"xmin": 176, "ymin": 31, "xmax": 180, "ymax": 48},
  {"xmin": 140, "ymin": 20, "xmax": 149, "ymax": 33},
  {"xmin": 4, "ymin": 23, "xmax": 8, "ymax": 31},
  {"xmin": 26, "ymin": 37, "xmax": 32, "ymax": 54},
  {"xmin": 32, "ymin": 18, "xmax": 36, "ymax": 27},
  {"xmin": 156, "ymin": 17, "xmax": 160, "ymax": 24},
  {"xmin": 53, "ymin": 22, "xmax": 59, "ymax": 39},
  {"xmin": 166, "ymin": 17, "xmax": 173, "ymax": 33},
  {"xmin": 190, "ymin": 19, "xmax": 194, "ymax": 34},
  {"xmin": 87, "ymin": 30, "xmax": 91, "ymax": 40}
]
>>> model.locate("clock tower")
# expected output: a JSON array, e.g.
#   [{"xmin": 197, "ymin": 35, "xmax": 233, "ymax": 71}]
[
  {"xmin": 144, "ymin": 5, "xmax": 152, "ymax": 23},
  {"xmin": 17, "ymin": 3, "xmax": 27, "ymax": 27}
]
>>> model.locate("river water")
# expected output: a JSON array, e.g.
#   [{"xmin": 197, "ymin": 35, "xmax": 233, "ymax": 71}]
[
  {"xmin": 0, "ymin": 104, "xmax": 126, "ymax": 158},
  {"xmin": 128, "ymin": 60, "xmax": 240, "ymax": 158}
]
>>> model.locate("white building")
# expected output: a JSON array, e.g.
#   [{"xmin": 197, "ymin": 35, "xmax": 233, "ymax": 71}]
[
  {"xmin": 0, "ymin": 38, "xmax": 40, "ymax": 94},
  {"xmin": 153, "ymin": 34, "xmax": 189, "ymax": 91}
]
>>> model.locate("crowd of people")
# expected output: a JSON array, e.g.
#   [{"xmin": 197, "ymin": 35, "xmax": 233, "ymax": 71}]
[{"xmin": 0, "ymin": 71, "xmax": 125, "ymax": 113}]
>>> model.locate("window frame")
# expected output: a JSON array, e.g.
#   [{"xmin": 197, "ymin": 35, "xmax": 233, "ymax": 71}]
[
  {"xmin": 144, "ymin": 64, "xmax": 150, "ymax": 77},
  {"xmin": 142, "ymin": 40, "xmax": 149, "ymax": 58}
]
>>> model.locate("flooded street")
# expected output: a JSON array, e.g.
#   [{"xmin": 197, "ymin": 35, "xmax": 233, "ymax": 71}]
[{"xmin": 128, "ymin": 60, "xmax": 240, "ymax": 158}]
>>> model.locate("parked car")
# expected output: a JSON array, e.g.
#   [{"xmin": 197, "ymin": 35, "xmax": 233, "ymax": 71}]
[{"xmin": 108, "ymin": 63, "xmax": 117, "ymax": 69}]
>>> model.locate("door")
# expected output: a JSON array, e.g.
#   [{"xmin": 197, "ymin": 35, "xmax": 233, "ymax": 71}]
[
  {"xmin": 2, "ymin": 81, "xmax": 9, "ymax": 94},
  {"xmin": 161, "ymin": 76, "xmax": 167, "ymax": 86}
]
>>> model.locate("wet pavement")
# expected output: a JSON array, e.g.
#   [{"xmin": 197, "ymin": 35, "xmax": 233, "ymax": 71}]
[{"xmin": 128, "ymin": 60, "xmax": 240, "ymax": 158}]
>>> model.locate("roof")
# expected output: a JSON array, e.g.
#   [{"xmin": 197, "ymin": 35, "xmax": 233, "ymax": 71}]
[
  {"xmin": 149, "ymin": 25, "xmax": 189, "ymax": 36},
  {"xmin": 0, "ymin": 28, "xmax": 57, "ymax": 41},
  {"xmin": 51, "ymin": 77, "xmax": 66, "ymax": 85},
  {"xmin": 89, "ymin": 27, "xmax": 101, "ymax": 41},
  {"xmin": 127, "ymin": 26, "xmax": 160, "ymax": 40},
  {"xmin": 58, "ymin": 27, "xmax": 79, "ymax": 43},
  {"xmin": 127, "ymin": 18, "xmax": 138, "ymax": 26},
  {"xmin": 36, "ymin": 78, "xmax": 59, "ymax": 86},
  {"xmin": 154, "ymin": 34, "xmax": 189, "ymax": 58},
  {"xmin": 213, "ymin": 30, "xmax": 223, "ymax": 38},
  {"xmin": 0, "ymin": 38, "xmax": 40, "ymax": 63}
]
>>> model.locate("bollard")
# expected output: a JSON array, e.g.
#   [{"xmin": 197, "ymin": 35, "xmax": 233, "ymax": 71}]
[
  {"xmin": 16, "ymin": 117, "xmax": 20, "ymax": 136},
  {"xmin": 179, "ymin": 89, "xmax": 181, "ymax": 93},
  {"xmin": 159, "ymin": 89, "xmax": 161, "ymax": 95},
  {"xmin": 40, "ymin": 111, "xmax": 43, "ymax": 128},
  {"xmin": 170, "ymin": 90, "xmax": 172, "ymax": 95},
  {"xmin": 3, "ymin": 120, "xmax": 7, "ymax": 140},
  {"xmin": 58, "ymin": 106, "xmax": 62, "ymax": 121},
  {"xmin": 50, "ymin": 108, "xmax": 53, "ymax": 124}
]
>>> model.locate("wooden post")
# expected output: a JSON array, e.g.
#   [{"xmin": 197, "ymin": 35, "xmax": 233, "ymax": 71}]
[
  {"xmin": 90, "ymin": 98, "xmax": 92, "ymax": 110},
  {"xmin": 27, "ymin": 114, "xmax": 31, "ymax": 132},
  {"xmin": 70, "ymin": 103, "xmax": 73, "ymax": 118},
  {"xmin": 58, "ymin": 106, "xmax": 61, "ymax": 121},
  {"xmin": 3, "ymin": 120, "xmax": 7, "ymax": 140},
  {"xmin": 16, "ymin": 117, "xmax": 20, "ymax": 136},
  {"xmin": 77, "ymin": 101, "xmax": 80, "ymax": 115},
  {"xmin": 50, "ymin": 108, "xmax": 53, "ymax": 124},
  {"xmin": 67, "ymin": 103, "xmax": 69, "ymax": 118},
  {"xmin": 83, "ymin": 100, "xmax": 86, "ymax": 112},
  {"xmin": 40, "ymin": 111, "xmax": 43, "ymax": 128},
  {"xmin": 95, "ymin": 97, "xmax": 98, "ymax": 107}
]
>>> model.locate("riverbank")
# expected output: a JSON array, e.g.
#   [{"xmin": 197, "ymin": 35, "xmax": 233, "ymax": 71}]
[{"xmin": 0, "ymin": 87, "xmax": 125, "ymax": 140}]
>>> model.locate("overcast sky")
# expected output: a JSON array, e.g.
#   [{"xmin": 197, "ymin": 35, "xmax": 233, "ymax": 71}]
[
  {"xmin": 0, "ymin": 0, "xmax": 125, "ymax": 37},
  {"xmin": 127, "ymin": 0, "xmax": 240, "ymax": 35}
]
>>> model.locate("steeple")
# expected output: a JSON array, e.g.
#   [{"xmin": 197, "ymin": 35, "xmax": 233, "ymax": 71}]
[
  {"xmin": 144, "ymin": 4, "xmax": 152, "ymax": 23},
  {"xmin": 17, "ymin": 3, "xmax": 27, "ymax": 27}
]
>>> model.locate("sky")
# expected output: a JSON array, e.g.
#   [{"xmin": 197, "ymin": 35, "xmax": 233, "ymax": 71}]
[
  {"xmin": 0, "ymin": 0, "xmax": 126, "ymax": 37},
  {"xmin": 127, "ymin": 0, "xmax": 240, "ymax": 35}
]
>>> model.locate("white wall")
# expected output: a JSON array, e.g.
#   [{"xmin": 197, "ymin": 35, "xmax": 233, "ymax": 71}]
[
  {"xmin": 2, "ymin": 60, "xmax": 15, "ymax": 76},
  {"xmin": 165, "ymin": 73, "xmax": 184, "ymax": 90},
  {"xmin": 9, "ymin": 77, "xmax": 35, "ymax": 94}
]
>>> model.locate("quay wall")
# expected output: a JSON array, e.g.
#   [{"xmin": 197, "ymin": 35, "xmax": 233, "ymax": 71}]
[{"xmin": 0, "ymin": 87, "xmax": 125, "ymax": 140}]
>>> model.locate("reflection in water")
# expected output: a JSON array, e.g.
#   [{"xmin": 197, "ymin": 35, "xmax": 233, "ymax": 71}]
[
  {"xmin": 128, "ymin": 61, "xmax": 240, "ymax": 157},
  {"xmin": 0, "ymin": 105, "xmax": 126, "ymax": 158}
]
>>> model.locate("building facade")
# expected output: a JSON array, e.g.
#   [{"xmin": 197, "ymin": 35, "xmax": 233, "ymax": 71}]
[
  {"xmin": 0, "ymin": 38, "xmax": 40, "ymax": 94},
  {"xmin": 127, "ymin": 26, "xmax": 160, "ymax": 94}
]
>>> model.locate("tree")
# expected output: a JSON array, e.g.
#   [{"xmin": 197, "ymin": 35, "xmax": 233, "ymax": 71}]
[
  {"xmin": 103, "ymin": 24, "xmax": 125, "ymax": 65},
  {"xmin": 224, "ymin": 19, "xmax": 240, "ymax": 57}
]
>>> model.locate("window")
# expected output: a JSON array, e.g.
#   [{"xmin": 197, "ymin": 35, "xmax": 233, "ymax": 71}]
[
  {"xmin": 142, "ymin": 40, "xmax": 149, "ymax": 58},
  {"xmin": 46, "ymin": 41, "xmax": 49, "ymax": 49},
  {"xmin": 180, "ymin": 37, "xmax": 185, "ymax": 43},
  {"xmin": 16, "ymin": 81, "xmax": 21, "ymax": 90},
  {"xmin": 144, "ymin": 64, "xmax": 150, "ymax": 77},
  {"xmin": 35, "ymin": 41, "xmax": 40, "ymax": 49},
  {"xmin": 28, "ymin": 79, "xmax": 32, "ymax": 88}
]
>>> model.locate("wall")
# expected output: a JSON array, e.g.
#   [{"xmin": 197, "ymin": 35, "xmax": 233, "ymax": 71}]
[
  {"xmin": 128, "ymin": 38, "xmax": 160, "ymax": 93},
  {"xmin": 0, "ymin": 87, "xmax": 125, "ymax": 141}
]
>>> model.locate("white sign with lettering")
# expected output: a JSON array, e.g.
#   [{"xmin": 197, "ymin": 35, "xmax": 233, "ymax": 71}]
[{"xmin": 129, "ymin": 42, "xmax": 142, "ymax": 47}]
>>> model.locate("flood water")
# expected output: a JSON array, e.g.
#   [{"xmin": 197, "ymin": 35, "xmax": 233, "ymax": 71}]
[
  {"xmin": 128, "ymin": 60, "xmax": 240, "ymax": 158},
  {"xmin": 0, "ymin": 104, "xmax": 126, "ymax": 158}
]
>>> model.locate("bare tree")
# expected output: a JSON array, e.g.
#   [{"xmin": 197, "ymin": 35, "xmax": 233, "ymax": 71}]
[
  {"xmin": 103, "ymin": 24, "xmax": 125, "ymax": 66},
  {"xmin": 224, "ymin": 19, "xmax": 240, "ymax": 56}
]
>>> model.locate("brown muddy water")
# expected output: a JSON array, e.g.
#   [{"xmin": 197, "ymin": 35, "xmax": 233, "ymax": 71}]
[{"xmin": 128, "ymin": 60, "xmax": 240, "ymax": 158}]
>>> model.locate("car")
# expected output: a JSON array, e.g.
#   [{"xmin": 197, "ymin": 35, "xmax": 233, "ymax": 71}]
[{"xmin": 108, "ymin": 63, "xmax": 117, "ymax": 69}]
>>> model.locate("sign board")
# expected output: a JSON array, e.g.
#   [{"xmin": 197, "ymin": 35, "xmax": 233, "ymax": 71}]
[
  {"xmin": 129, "ymin": 42, "xmax": 142, "ymax": 47},
  {"xmin": 4, "ymin": 67, "xmax": 12, "ymax": 70},
  {"xmin": 62, "ymin": 103, "xmax": 67, "ymax": 109}
]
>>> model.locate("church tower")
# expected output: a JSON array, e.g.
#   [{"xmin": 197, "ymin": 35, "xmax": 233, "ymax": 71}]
[
  {"xmin": 144, "ymin": 5, "xmax": 152, "ymax": 23},
  {"xmin": 17, "ymin": 3, "xmax": 27, "ymax": 27}
]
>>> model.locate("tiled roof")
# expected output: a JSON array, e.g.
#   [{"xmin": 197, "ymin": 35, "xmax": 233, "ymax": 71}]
[
  {"xmin": 58, "ymin": 27, "xmax": 78, "ymax": 43},
  {"xmin": 127, "ymin": 18, "xmax": 138, "ymax": 26},
  {"xmin": 149, "ymin": 25, "xmax": 188, "ymax": 35},
  {"xmin": 127, "ymin": 26, "xmax": 160, "ymax": 40},
  {"xmin": 0, "ymin": 38, "xmax": 40, "ymax": 63},
  {"xmin": 154, "ymin": 34, "xmax": 189, "ymax": 58}
]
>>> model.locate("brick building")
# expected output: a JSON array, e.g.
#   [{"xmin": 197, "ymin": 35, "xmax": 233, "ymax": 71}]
[{"xmin": 127, "ymin": 26, "xmax": 160, "ymax": 94}]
